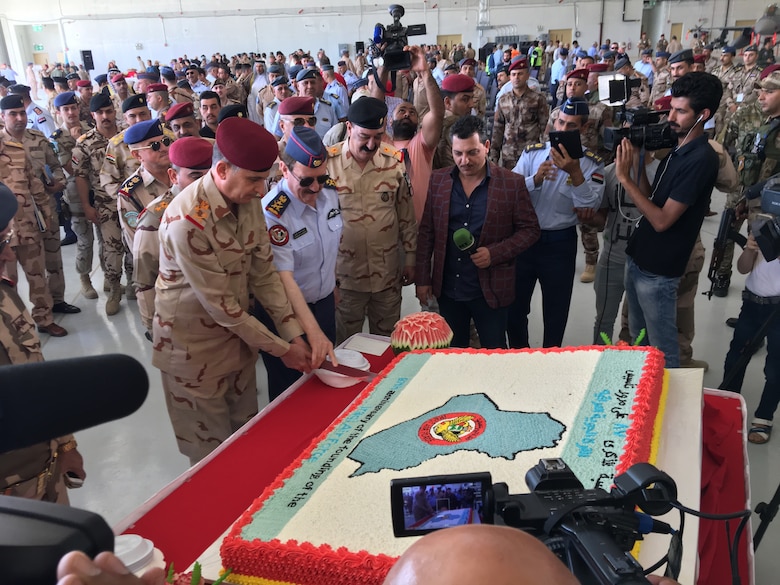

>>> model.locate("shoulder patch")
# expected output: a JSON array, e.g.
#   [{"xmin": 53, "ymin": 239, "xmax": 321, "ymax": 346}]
[
  {"xmin": 325, "ymin": 177, "xmax": 338, "ymax": 189},
  {"xmin": 265, "ymin": 192, "xmax": 291, "ymax": 218},
  {"xmin": 184, "ymin": 198, "xmax": 210, "ymax": 230},
  {"xmin": 109, "ymin": 132, "xmax": 125, "ymax": 146},
  {"xmin": 318, "ymin": 97, "xmax": 332, "ymax": 106},
  {"xmin": 33, "ymin": 106, "xmax": 43, "ymax": 115},
  {"xmin": 50, "ymin": 129, "xmax": 63, "ymax": 139},
  {"xmin": 327, "ymin": 144, "xmax": 341, "ymax": 157},
  {"xmin": 583, "ymin": 149, "xmax": 603, "ymax": 164},
  {"xmin": 380, "ymin": 144, "xmax": 403, "ymax": 162},
  {"xmin": 268, "ymin": 224, "xmax": 289, "ymax": 246},
  {"xmin": 524, "ymin": 143, "xmax": 545, "ymax": 152},
  {"xmin": 267, "ymin": 101, "xmax": 277, "ymax": 109},
  {"xmin": 120, "ymin": 174, "xmax": 142, "ymax": 195}
]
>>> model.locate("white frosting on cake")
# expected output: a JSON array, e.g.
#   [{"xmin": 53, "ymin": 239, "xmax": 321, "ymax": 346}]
[{"xmin": 239, "ymin": 349, "xmax": 659, "ymax": 557}]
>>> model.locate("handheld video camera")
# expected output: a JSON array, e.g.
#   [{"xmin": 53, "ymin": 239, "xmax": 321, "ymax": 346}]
[
  {"xmin": 390, "ymin": 458, "xmax": 679, "ymax": 585},
  {"xmin": 751, "ymin": 179, "xmax": 780, "ymax": 261},
  {"xmin": 370, "ymin": 5, "xmax": 426, "ymax": 71}
]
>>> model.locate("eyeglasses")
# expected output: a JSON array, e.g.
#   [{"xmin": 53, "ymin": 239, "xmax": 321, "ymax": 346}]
[
  {"xmin": 288, "ymin": 167, "xmax": 329, "ymax": 188},
  {"xmin": 284, "ymin": 116, "xmax": 317, "ymax": 127},
  {"xmin": 131, "ymin": 136, "xmax": 172, "ymax": 152},
  {"xmin": 0, "ymin": 228, "xmax": 14, "ymax": 254}
]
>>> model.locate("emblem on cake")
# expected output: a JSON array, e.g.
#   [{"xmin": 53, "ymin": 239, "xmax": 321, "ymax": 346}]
[{"xmin": 349, "ymin": 393, "xmax": 566, "ymax": 476}]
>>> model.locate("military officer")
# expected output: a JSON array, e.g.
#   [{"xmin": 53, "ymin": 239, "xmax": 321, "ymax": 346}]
[
  {"xmin": 727, "ymin": 45, "xmax": 763, "ymax": 111},
  {"xmin": 649, "ymin": 51, "xmax": 672, "ymax": 105},
  {"xmin": 614, "ymin": 56, "xmax": 650, "ymax": 108},
  {"xmin": 321, "ymin": 65, "xmax": 349, "ymax": 118},
  {"xmin": 72, "ymin": 94, "xmax": 126, "ymax": 314},
  {"xmin": 153, "ymin": 117, "xmax": 311, "ymax": 465},
  {"xmin": 132, "ymin": 136, "xmax": 211, "ymax": 333},
  {"xmin": 117, "ymin": 119, "xmax": 172, "ymax": 249},
  {"xmin": 9, "ymin": 84, "xmax": 57, "ymax": 137},
  {"xmin": 272, "ymin": 68, "xmax": 337, "ymax": 139},
  {"xmin": 490, "ymin": 57, "xmax": 549, "ymax": 170},
  {"xmin": 147, "ymin": 83, "xmax": 172, "ymax": 120},
  {"xmin": 434, "ymin": 73, "xmax": 475, "ymax": 169},
  {"xmin": 508, "ymin": 97, "xmax": 605, "ymax": 349},
  {"xmin": 51, "ymin": 91, "xmax": 97, "ymax": 297},
  {"xmin": 0, "ymin": 98, "xmax": 67, "ymax": 337},
  {"xmin": 459, "ymin": 58, "xmax": 487, "ymax": 118},
  {"xmin": 259, "ymin": 64, "xmax": 284, "ymax": 110},
  {"xmin": 0, "ymin": 184, "xmax": 85, "ymax": 503},
  {"xmin": 75, "ymin": 80, "xmax": 93, "ymax": 125},
  {"xmin": 198, "ymin": 90, "xmax": 220, "ymax": 138},
  {"xmin": 165, "ymin": 101, "xmax": 200, "ymax": 139},
  {"xmin": 264, "ymin": 76, "xmax": 292, "ymax": 131},
  {"xmin": 109, "ymin": 73, "xmax": 132, "ymax": 114},
  {"xmin": 65, "ymin": 72, "xmax": 80, "ymax": 91},
  {"xmin": 326, "ymin": 97, "xmax": 416, "ymax": 341},
  {"xmin": 260, "ymin": 126, "xmax": 340, "ymax": 400}
]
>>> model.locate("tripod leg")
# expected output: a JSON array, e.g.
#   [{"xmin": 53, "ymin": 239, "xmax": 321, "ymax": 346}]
[{"xmin": 753, "ymin": 480, "xmax": 780, "ymax": 551}]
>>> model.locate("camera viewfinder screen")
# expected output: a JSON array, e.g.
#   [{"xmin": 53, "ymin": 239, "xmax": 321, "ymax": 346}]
[{"xmin": 401, "ymin": 481, "xmax": 485, "ymax": 531}]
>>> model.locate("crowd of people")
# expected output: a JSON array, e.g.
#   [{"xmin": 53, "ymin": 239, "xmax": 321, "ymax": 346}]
[{"xmin": 0, "ymin": 30, "xmax": 778, "ymax": 520}]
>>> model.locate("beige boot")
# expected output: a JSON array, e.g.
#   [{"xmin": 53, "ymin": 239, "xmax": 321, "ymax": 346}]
[
  {"xmin": 104, "ymin": 278, "xmax": 125, "ymax": 293},
  {"xmin": 125, "ymin": 283, "xmax": 137, "ymax": 301},
  {"xmin": 580, "ymin": 264, "xmax": 596, "ymax": 283},
  {"xmin": 80, "ymin": 274, "xmax": 98, "ymax": 299},
  {"xmin": 105, "ymin": 284, "xmax": 122, "ymax": 316}
]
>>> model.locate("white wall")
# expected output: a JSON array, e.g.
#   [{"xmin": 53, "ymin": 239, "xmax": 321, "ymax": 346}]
[{"xmin": 0, "ymin": 0, "xmax": 775, "ymax": 73}]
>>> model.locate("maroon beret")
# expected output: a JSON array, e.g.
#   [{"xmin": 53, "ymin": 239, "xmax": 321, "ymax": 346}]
[
  {"xmin": 441, "ymin": 73, "xmax": 475, "ymax": 94},
  {"xmin": 566, "ymin": 68, "xmax": 589, "ymax": 81},
  {"xmin": 76, "ymin": 80, "xmax": 92, "ymax": 88},
  {"xmin": 168, "ymin": 136, "xmax": 213, "ymax": 170},
  {"xmin": 111, "ymin": 73, "xmax": 125, "ymax": 83},
  {"xmin": 508, "ymin": 57, "xmax": 528, "ymax": 72},
  {"xmin": 693, "ymin": 54, "xmax": 706, "ymax": 64},
  {"xmin": 759, "ymin": 63, "xmax": 780, "ymax": 80},
  {"xmin": 165, "ymin": 102, "xmax": 195, "ymax": 121},
  {"xmin": 587, "ymin": 63, "xmax": 609, "ymax": 73},
  {"xmin": 278, "ymin": 96, "xmax": 315, "ymax": 116},
  {"xmin": 216, "ymin": 117, "xmax": 277, "ymax": 172},
  {"xmin": 653, "ymin": 96, "xmax": 673, "ymax": 111},
  {"xmin": 147, "ymin": 83, "xmax": 169, "ymax": 93}
]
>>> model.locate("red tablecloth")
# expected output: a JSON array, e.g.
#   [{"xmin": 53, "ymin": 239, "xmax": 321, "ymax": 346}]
[{"xmin": 122, "ymin": 357, "xmax": 752, "ymax": 582}]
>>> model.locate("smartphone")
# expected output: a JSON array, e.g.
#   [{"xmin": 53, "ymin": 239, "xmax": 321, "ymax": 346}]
[{"xmin": 549, "ymin": 131, "xmax": 584, "ymax": 159}]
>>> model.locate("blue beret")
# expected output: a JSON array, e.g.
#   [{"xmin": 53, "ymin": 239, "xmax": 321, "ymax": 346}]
[
  {"xmin": 137, "ymin": 72, "xmax": 159, "ymax": 81},
  {"xmin": 268, "ymin": 64, "xmax": 283, "ymax": 75},
  {"xmin": 90, "ymin": 93, "xmax": 112, "ymax": 111},
  {"xmin": 94, "ymin": 74, "xmax": 108, "ymax": 84},
  {"xmin": 722, "ymin": 46, "xmax": 736, "ymax": 55},
  {"xmin": 216, "ymin": 117, "xmax": 278, "ymax": 172},
  {"xmin": 602, "ymin": 50, "xmax": 617, "ymax": 60},
  {"xmin": 641, "ymin": 49, "xmax": 653, "ymax": 56},
  {"xmin": 600, "ymin": 44, "xmax": 609, "ymax": 50},
  {"xmin": 0, "ymin": 94, "xmax": 24, "ymax": 110},
  {"xmin": 122, "ymin": 93, "xmax": 147, "ymax": 112},
  {"xmin": 576, "ymin": 50, "xmax": 589, "ymax": 59},
  {"xmin": 0, "ymin": 181, "xmax": 18, "ymax": 232},
  {"xmin": 655, "ymin": 51, "xmax": 671, "ymax": 58},
  {"xmin": 288, "ymin": 65, "xmax": 303, "ymax": 79},
  {"xmin": 560, "ymin": 47, "xmax": 569, "ymax": 56},
  {"xmin": 271, "ymin": 76, "xmax": 289, "ymax": 88},
  {"xmin": 561, "ymin": 96, "xmax": 589, "ymax": 117},
  {"xmin": 54, "ymin": 91, "xmax": 78, "ymax": 108},
  {"xmin": 350, "ymin": 77, "xmax": 369, "ymax": 91},
  {"xmin": 296, "ymin": 68, "xmax": 319, "ymax": 82},
  {"xmin": 124, "ymin": 119, "xmax": 164, "ymax": 145},
  {"xmin": 321, "ymin": 64, "xmax": 335, "ymax": 72},
  {"xmin": 347, "ymin": 96, "xmax": 387, "ymax": 129},
  {"xmin": 285, "ymin": 126, "xmax": 327, "ymax": 168},
  {"xmin": 668, "ymin": 49, "xmax": 694, "ymax": 64}
]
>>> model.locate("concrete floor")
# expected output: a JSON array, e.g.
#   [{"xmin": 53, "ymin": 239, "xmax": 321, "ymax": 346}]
[{"xmin": 18, "ymin": 186, "xmax": 779, "ymax": 583}]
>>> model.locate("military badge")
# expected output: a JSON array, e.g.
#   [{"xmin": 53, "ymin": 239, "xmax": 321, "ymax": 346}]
[
  {"xmin": 269, "ymin": 224, "xmax": 289, "ymax": 246},
  {"xmin": 592, "ymin": 172, "xmax": 604, "ymax": 184},
  {"xmin": 327, "ymin": 208, "xmax": 340, "ymax": 219},
  {"xmin": 124, "ymin": 210, "xmax": 139, "ymax": 228},
  {"xmin": 381, "ymin": 192, "xmax": 390, "ymax": 202},
  {"xmin": 265, "ymin": 192, "xmax": 291, "ymax": 218},
  {"xmin": 293, "ymin": 227, "xmax": 308, "ymax": 239}
]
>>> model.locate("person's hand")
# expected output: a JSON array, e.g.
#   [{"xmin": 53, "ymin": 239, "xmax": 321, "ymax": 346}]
[
  {"xmin": 56, "ymin": 550, "xmax": 165, "ymax": 585},
  {"xmin": 416, "ymin": 285, "xmax": 433, "ymax": 306},
  {"xmin": 59, "ymin": 447, "xmax": 86, "ymax": 484},
  {"xmin": 534, "ymin": 159, "xmax": 556, "ymax": 187},
  {"xmin": 614, "ymin": 138, "xmax": 637, "ymax": 183},
  {"xmin": 646, "ymin": 576, "xmax": 682, "ymax": 585},
  {"xmin": 401, "ymin": 265, "xmax": 415, "ymax": 287},
  {"xmin": 405, "ymin": 45, "xmax": 427, "ymax": 74},
  {"xmin": 549, "ymin": 143, "xmax": 582, "ymax": 177},
  {"xmin": 574, "ymin": 207, "xmax": 597, "ymax": 222},
  {"xmin": 281, "ymin": 337, "xmax": 313, "ymax": 373},
  {"xmin": 746, "ymin": 233, "xmax": 759, "ymax": 252},
  {"xmin": 85, "ymin": 205, "xmax": 99, "ymax": 224},
  {"xmin": 307, "ymin": 329, "xmax": 336, "ymax": 370},
  {"xmin": 734, "ymin": 197, "xmax": 748, "ymax": 222},
  {"xmin": 471, "ymin": 247, "xmax": 491, "ymax": 269},
  {"xmin": 69, "ymin": 126, "xmax": 83, "ymax": 140}
]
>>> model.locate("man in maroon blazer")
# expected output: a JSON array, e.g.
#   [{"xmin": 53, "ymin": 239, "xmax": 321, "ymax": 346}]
[{"xmin": 416, "ymin": 115, "xmax": 540, "ymax": 348}]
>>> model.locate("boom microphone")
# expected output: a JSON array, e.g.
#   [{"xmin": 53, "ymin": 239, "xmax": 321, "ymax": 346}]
[
  {"xmin": 0, "ymin": 354, "xmax": 149, "ymax": 453},
  {"xmin": 453, "ymin": 227, "xmax": 478, "ymax": 254}
]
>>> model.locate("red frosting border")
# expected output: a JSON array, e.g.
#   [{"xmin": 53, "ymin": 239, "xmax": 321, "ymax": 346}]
[{"xmin": 221, "ymin": 346, "xmax": 666, "ymax": 585}]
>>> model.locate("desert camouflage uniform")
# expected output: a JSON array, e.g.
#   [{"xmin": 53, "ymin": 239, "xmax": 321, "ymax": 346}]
[
  {"xmin": 0, "ymin": 280, "xmax": 70, "ymax": 504},
  {"xmin": 78, "ymin": 97, "xmax": 92, "ymax": 126},
  {"xmin": 258, "ymin": 84, "xmax": 275, "ymax": 109},
  {"xmin": 0, "ymin": 136, "xmax": 57, "ymax": 327},
  {"xmin": 15, "ymin": 129, "xmax": 67, "ymax": 306},
  {"xmin": 490, "ymin": 87, "xmax": 550, "ymax": 169},
  {"xmin": 51, "ymin": 124, "xmax": 104, "ymax": 277},
  {"xmin": 117, "ymin": 166, "xmax": 170, "ymax": 249},
  {"xmin": 433, "ymin": 112, "xmax": 460, "ymax": 170},
  {"xmin": 716, "ymin": 103, "xmax": 779, "ymax": 279},
  {"xmin": 625, "ymin": 71, "xmax": 651, "ymax": 109},
  {"xmin": 472, "ymin": 83, "xmax": 487, "ymax": 118},
  {"xmin": 713, "ymin": 62, "xmax": 744, "ymax": 136},
  {"xmin": 132, "ymin": 187, "xmax": 177, "ymax": 331},
  {"xmin": 649, "ymin": 66, "xmax": 672, "ymax": 105},
  {"xmin": 726, "ymin": 65, "xmax": 763, "ymax": 110},
  {"xmin": 100, "ymin": 130, "xmax": 141, "ymax": 202},
  {"xmin": 72, "ymin": 128, "xmax": 127, "ymax": 288},
  {"xmin": 326, "ymin": 141, "xmax": 417, "ymax": 341},
  {"xmin": 153, "ymin": 172, "xmax": 303, "ymax": 464}
]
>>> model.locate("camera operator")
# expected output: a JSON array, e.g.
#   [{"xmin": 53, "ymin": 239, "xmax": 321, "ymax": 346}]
[{"xmin": 616, "ymin": 72, "xmax": 723, "ymax": 367}]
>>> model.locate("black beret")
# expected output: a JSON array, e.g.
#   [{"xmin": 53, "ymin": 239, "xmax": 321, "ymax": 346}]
[
  {"xmin": 561, "ymin": 96, "xmax": 589, "ymax": 117},
  {"xmin": 669, "ymin": 49, "xmax": 694, "ymax": 64},
  {"xmin": 268, "ymin": 64, "xmax": 283, "ymax": 75},
  {"xmin": 347, "ymin": 97, "xmax": 387, "ymax": 129},
  {"xmin": 66, "ymin": 73, "xmax": 80, "ymax": 80},
  {"xmin": 122, "ymin": 94, "xmax": 147, "ymax": 113},
  {"xmin": 0, "ymin": 182, "xmax": 18, "ymax": 232},
  {"xmin": 0, "ymin": 94, "xmax": 24, "ymax": 110},
  {"xmin": 52, "ymin": 76, "xmax": 68, "ymax": 86},
  {"xmin": 90, "ymin": 93, "xmax": 113, "ymax": 111},
  {"xmin": 296, "ymin": 68, "xmax": 319, "ymax": 82},
  {"xmin": 217, "ymin": 104, "xmax": 248, "ymax": 123},
  {"xmin": 9, "ymin": 83, "xmax": 31, "ymax": 95}
]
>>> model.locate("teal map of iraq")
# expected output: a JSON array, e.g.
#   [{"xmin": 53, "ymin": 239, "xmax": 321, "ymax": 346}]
[{"xmin": 348, "ymin": 393, "xmax": 566, "ymax": 477}]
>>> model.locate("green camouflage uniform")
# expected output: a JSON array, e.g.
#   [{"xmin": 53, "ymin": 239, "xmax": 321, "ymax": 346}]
[
  {"xmin": 490, "ymin": 87, "xmax": 550, "ymax": 169},
  {"xmin": 649, "ymin": 66, "xmax": 672, "ymax": 105}
]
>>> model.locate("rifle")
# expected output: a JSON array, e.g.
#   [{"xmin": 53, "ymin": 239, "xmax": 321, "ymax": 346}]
[{"xmin": 705, "ymin": 200, "xmax": 748, "ymax": 299}]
